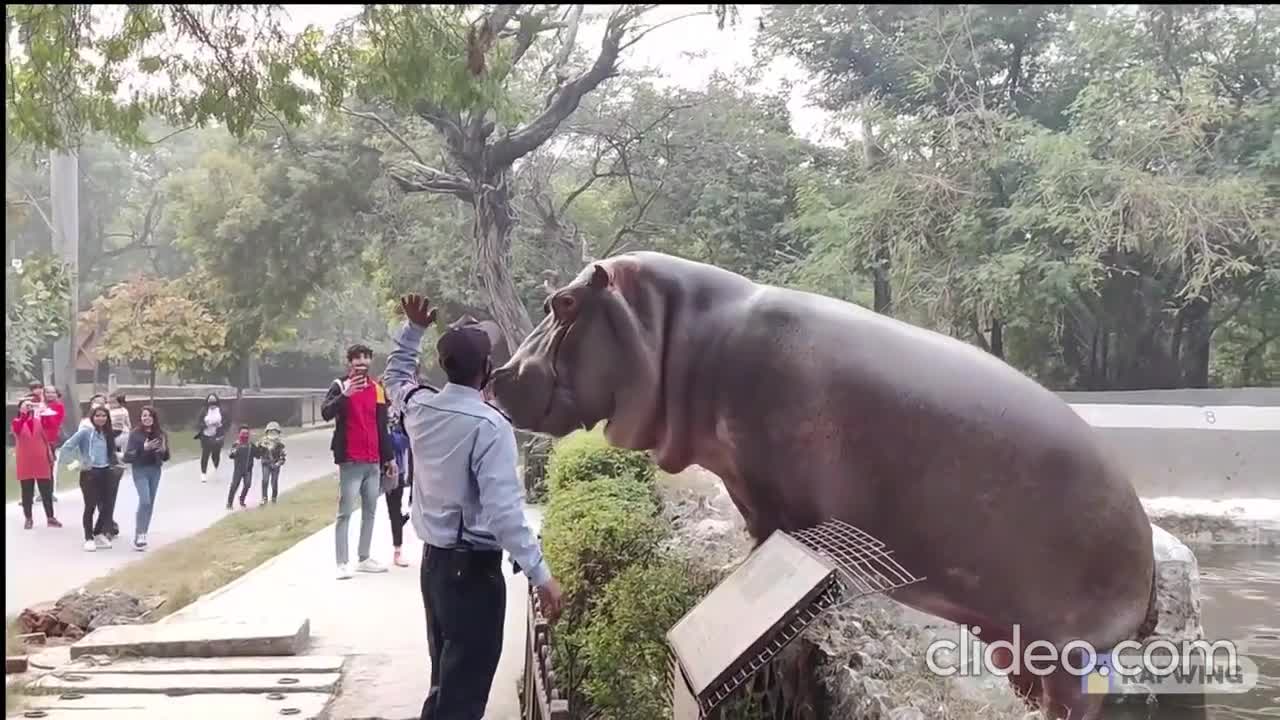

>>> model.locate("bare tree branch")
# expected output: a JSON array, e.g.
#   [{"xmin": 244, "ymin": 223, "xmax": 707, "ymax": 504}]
[
  {"xmin": 408, "ymin": 99, "xmax": 466, "ymax": 156},
  {"xmin": 389, "ymin": 161, "xmax": 474, "ymax": 201},
  {"xmin": 341, "ymin": 105, "xmax": 432, "ymax": 168},
  {"xmin": 5, "ymin": 177, "xmax": 55, "ymax": 233},
  {"xmin": 490, "ymin": 7, "xmax": 648, "ymax": 168}
]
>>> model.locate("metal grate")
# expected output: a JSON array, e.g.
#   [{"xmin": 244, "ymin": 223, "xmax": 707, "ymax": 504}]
[
  {"xmin": 789, "ymin": 519, "xmax": 924, "ymax": 601},
  {"xmin": 698, "ymin": 578, "xmax": 844, "ymax": 715}
]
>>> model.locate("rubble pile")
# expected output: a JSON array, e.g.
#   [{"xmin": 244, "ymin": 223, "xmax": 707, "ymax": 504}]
[{"xmin": 17, "ymin": 589, "xmax": 161, "ymax": 641}]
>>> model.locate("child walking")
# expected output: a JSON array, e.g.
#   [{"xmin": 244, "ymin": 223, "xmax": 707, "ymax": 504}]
[
  {"xmin": 257, "ymin": 421, "xmax": 287, "ymax": 505},
  {"xmin": 225, "ymin": 425, "xmax": 262, "ymax": 509}
]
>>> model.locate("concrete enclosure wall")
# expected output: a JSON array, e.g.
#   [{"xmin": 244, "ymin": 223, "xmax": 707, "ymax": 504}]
[{"xmin": 1056, "ymin": 393, "xmax": 1278, "ymax": 499}]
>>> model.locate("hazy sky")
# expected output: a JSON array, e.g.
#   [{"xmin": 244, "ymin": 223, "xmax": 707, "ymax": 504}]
[{"xmin": 275, "ymin": 4, "xmax": 838, "ymax": 143}]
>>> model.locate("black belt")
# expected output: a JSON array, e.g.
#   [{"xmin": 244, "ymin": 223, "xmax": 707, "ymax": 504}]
[{"xmin": 425, "ymin": 543, "xmax": 503, "ymax": 573}]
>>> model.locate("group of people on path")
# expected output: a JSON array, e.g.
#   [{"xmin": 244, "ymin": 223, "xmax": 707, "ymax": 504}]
[
  {"xmin": 190, "ymin": 393, "xmax": 289, "ymax": 507},
  {"xmin": 54, "ymin": 391, "xmax": 170, "ymax": 552},
  {"xmin": 12, "ymin": 386, "xmax": 292, "ymax": 552}
]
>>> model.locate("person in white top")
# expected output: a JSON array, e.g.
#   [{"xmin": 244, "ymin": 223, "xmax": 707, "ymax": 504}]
[
  {"xmin": 108, "ymin": 392, "xmax": 132, "ymax": 442},
  {"xmin": 193, "ymin": 393, "xmax": 227, "ymax": 484}
]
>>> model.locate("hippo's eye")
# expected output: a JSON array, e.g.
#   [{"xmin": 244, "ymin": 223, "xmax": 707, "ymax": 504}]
[{"xmin": 552, "ymin": 293, "xmax": 577, "ymax": 321}]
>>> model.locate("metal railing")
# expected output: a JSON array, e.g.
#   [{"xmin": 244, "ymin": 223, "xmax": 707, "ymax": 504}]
[{"xmin": 522, "ymin": 585, "xmax": 571, "ymax": 720}]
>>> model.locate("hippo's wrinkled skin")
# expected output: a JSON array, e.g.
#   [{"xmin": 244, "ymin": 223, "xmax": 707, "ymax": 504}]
[{"xmin": 490, "ymin": 252, "xmax": 1156, "ymax": 720}]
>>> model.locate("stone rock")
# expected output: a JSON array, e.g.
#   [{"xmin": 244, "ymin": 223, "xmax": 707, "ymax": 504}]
[
  {"xmin": 1144, "ymin": 498, "xmax": 1280, "ymax": 547},
  {"xmin": 862, "ymin": 677, "xmax": 888, "ymax": 697},
  {"xmin": 889, "ymin": 708, "xmax": 925, "ymax": 720},
  {"xmin": 1150, "ymin": 523, "xmax": 1204, "ymax": 641}
]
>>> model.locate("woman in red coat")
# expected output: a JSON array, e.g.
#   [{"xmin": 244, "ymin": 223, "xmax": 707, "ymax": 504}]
[{"xmin": 12, "ymin": 399, "xmax": 62, "ymax": 529}]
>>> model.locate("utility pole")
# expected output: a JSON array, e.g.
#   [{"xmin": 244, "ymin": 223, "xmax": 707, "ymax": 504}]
[{"xmin": 50, "ymin": 150, "xmax": 80, "ymax": 430}]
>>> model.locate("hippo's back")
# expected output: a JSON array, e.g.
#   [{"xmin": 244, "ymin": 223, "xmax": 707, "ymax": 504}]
[{"xmin": 718, "ymin": 283, "xmax": 1155, "ymax": 647}]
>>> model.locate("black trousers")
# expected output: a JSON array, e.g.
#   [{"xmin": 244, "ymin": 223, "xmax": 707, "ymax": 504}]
[
  {"xmin": 79, "ymin": 468, "xmax": 114, "ymax": 541},
  {"xmin": 200, "ymin": 436, "xmax": 223, "ymax": 473},
  {"xmin": 20, "ymin": 478, "xmax": 55, "ymax": 520},
  {"xmin": 387, "ymin": 486, "xmax": 408, "ymax": 547},
  {"xmin": 420, "ymin": 544, "xmax": 506, "ymax": 720},
  {"xmin": 227, "ymin": 467, "xmax": 252, "ymax": 507},
  {"xmin": 103, "ymin": 467, "xmax": 123, "ymax": 537}
]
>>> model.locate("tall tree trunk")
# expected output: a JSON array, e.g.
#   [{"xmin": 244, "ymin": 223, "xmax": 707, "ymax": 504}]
[
  {"xmin": 1180, "ymin": 295, "xmax": 1212, "ymax": 388},
  {"xmin": 149, "ymin": 356, "xmax": 156, "ymax": 405},
  {"xmin": 473, "ymin": 177, "xmax": 535, "ymax": 351},
  {"xmin": 870, "ymin": 249, "xmax": 890, "ymax": 313},
  {"xmin": 248, "ymin": 355, "xmax": 262, "ymax": 391},
  {"xmin": 990, "ymin": 318, "xmax": 1004, "ymax": 360},
  {"xmin": 864, "ymin": 121, "xmax": 892, "ymax": 317}
]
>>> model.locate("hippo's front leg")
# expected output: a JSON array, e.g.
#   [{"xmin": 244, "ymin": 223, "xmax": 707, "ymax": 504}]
[{"xmin": 717, "ymin": 477, "xmax": 779, "ymax": 544}]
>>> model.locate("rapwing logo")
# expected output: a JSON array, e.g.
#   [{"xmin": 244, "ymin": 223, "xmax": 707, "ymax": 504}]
[
  {"xmin": 1081, "ymin": 653, "xmax": 1115, "ymax": 694},
  {"xmin": 1083, "ymin": 646, "xmax": 1259, "ymax": 696}
]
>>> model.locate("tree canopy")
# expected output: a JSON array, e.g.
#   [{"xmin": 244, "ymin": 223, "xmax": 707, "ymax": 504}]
[{"xmin": 6, "ymin": 4, "xmax": 1276, "ymax": 390}]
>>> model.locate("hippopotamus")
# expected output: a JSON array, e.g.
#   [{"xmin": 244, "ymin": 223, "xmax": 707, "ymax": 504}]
[{"xmin": 490, "ymin": 251, "xmax": 1157, "ymax": 720}]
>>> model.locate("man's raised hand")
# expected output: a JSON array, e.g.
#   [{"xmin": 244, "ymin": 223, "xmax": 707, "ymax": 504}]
[{"xmin": 400, "ymin": 293, "xmax": 439, "ymax": 329}]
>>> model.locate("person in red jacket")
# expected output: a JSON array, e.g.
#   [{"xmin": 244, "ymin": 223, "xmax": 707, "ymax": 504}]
[
  {"xmin": 41, "ymin": 385, "xmax": 67, "ymax": 504},
  {"xmin": 12, "ymin": 399, "xmax": 62, "ymax": 529}
]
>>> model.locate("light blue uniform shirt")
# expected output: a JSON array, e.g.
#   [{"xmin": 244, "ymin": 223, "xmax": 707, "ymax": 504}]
[{"xmin": 383, "ymin": 320, "xmax": 553, "ymax": 588}]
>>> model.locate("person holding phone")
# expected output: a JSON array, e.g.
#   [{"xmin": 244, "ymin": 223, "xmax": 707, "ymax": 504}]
[
  {"xmin": 321, "ymin": 343, "xmax": 396, "ymax": 579},
  {"xmin": 123, "ymin": 406, "xmax": 171, "ymax": 550}
]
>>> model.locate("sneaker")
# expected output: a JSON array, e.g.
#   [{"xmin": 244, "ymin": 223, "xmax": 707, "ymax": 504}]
[
  {"xmin": 356, "ymin": 559, "xmax": 387, "ymax": 574},
  {"xmin": 200, "ymin": 472, "xmax": 208, "ymax": 484},
  {"xmin": 393, "ymin": 549, "xmax": 409, "ymax": 568},
  {"xmin": 133, "ymin": 537, "xmax": 146, "ymax": 552},
  {"xmin": 336, "ymin": 565, "xmax": 353, "ymax": 580},
  {"xmin": 23, "ymin": 518, "xmax": 33, "ymax": 530},
  {"xmin": 94, "ymin": 534, "xmax": 111, "ymax": 549},
  {"xmin": 225, "ymin": 503, "xmax": 233, "ymax": 510},
  {"xmin": 47, "ymin": 518, "xmax": 62, "ymax": 528},
  {"xmin": 138, "ymin": 533, "xmax": 148, "ymax": 546},
  {"xmin": 83, "ymin": 540, "xmax": 97, "ymax": 552}
]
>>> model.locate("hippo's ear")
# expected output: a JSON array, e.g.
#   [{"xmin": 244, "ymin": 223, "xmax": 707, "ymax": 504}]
[{"xmin": 588, "ymin": 264, "xmax": 610, "ymax": 290}]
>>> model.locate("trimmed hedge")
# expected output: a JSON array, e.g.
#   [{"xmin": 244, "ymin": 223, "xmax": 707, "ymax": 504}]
[
  {"xmin": 540, "ymin": 427, "xmax": 705, "ymax": 719},
  {"xmin": 581, "ymin": 556, "xmax": 714, "ymax": 720},
  {"xmin": 546, "ymin": 427, "xmax": 656, "ymax": 494},
  {"xmin": 541, "ymin": 477, "xmax": 667, "ymax": 607}
]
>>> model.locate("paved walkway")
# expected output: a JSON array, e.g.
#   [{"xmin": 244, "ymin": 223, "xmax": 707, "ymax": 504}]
[
  {"xmin": 5, "ymin": 428, "xmax": 339, "ymax": 615},
  {"xmin": 164, "ymin": 505, "xmax": 544, "ymax": 720}
]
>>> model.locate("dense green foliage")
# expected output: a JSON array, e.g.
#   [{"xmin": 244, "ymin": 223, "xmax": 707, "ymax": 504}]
[
  {"xmin": 539, "ymin": 428, "xmax": 707, "ymax": 718},
  {"xmin": 545, "ymin": 427, "xmax": 658, "ymax": 495},
  {"xmin": 5, "ymin": 254, "xmax": 73, "ymax": 380}
]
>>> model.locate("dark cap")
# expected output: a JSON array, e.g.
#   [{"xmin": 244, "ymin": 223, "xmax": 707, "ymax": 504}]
[{"xmin": 437, "ymin": 321, "xmax": 493, "ymax": 381}]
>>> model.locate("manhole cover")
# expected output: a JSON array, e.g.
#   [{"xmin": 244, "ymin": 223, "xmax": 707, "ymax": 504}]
[
  {"xmin": 277, "ymin": 677, "xmax": 300, "ymax": 685},
  {"xmin": 165, "ymin": 689, "xmax": 196, "ymax": 697},
  {"xmin": 280, "ymin": 709, "xmax": 301, "ymax": 716},
  {"xmin": 267, "ymin": 692, "xmax": 287, "ymax": 700},
  {"xmin": 59, "ymin": 693, "xmax": 85, "ymax": 700},
  {"xmin": 23, "ymin": 712, "xmax": 49, "ymax": 718},
  {"xmin": 59, "ymin": 673, "xmax": 88, "ymax": 682}
]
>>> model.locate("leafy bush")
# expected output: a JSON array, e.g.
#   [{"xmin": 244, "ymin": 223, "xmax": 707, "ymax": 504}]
[
  {"xmin": 581, "ymin": 556, "xmax": 714, "ymax": 720},
  {"xmin": 542, "ymin": 477, "xmax": 668, "ymax": 607},
  {"xmin": 546, "ymin": 427, "xmax": 657, "ymax": 495}
]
